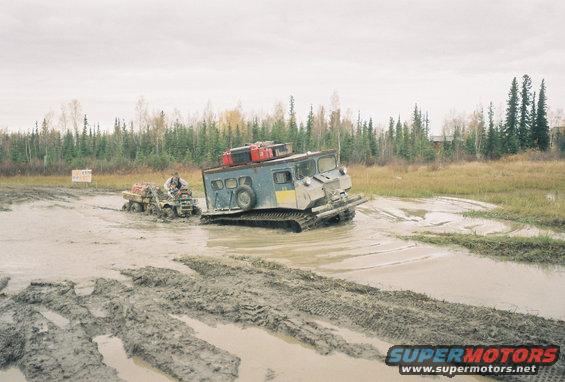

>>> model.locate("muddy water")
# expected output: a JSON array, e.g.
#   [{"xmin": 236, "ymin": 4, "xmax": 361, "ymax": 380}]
[
  {"xmin": 0, "ymin": 193, "xmax": 563, "ymax": 320},
  {"xmin": 173, "ymin": 315, "xmax": 488, "ymax": 382},
  {"xmin": 93, "ymin": 335, "xmax": 176, "ymax": 382},
  {"xmin": 0, "ymin": 367, "xmax": 27, "ymax": 382},
  {"xmin": 174, "ymin": 315, "xmax": 412, "ymax": 382}
]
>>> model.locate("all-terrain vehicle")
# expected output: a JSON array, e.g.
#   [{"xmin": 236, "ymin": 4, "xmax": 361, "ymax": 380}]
[
  {"xmin": 122, "ymin": 183, "xmax": 200, "ymax": 218},
  {"xmin": 200, "ymin": 142, "xmax": 367, "ymax": 231}
]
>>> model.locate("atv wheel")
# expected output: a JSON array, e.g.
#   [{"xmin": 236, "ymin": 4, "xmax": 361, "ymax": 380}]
[
  {"xmin": 164, "ymin": 207, "xmax": 177, "ymax": 219},
  {"xmin": 147, "ymin": 205, "xmax": 159, "ymax": 215},
  {"xmin": 235, "ymin": 185, "xmax": 256, "ymax": 210},
  {"xmin": 131, "ymin": 202, "xmax": 144, "ymax": 213},
  {"xmin": 193, "ymin": 206, "xmax": 202, "ymax": 215},
  {"xmin": 121, "ymin": 202, "xmax": 131, "ymax": 212}
]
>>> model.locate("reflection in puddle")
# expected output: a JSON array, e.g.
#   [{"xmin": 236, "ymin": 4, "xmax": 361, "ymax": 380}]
[
  {"xmin": 173, "ymin": 315, "xmax": 424, "ymax": 382},
  {"xmin": 0, "ymin": 367, "xmax": 27, "ymax": 382},
  {"xmin": 93, "ymin": 335, "xmax": 176, "ymax": 382}
]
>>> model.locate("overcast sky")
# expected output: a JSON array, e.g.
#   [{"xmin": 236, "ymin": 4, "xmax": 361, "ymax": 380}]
[{"xmin": 1, "ymin": 0, "xmax": 564, "ymax": 132}]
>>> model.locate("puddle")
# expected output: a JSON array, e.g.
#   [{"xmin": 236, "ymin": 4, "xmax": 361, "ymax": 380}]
[
  {"xmin": 400, "ymin": 208, "xmax": 427, "ymax": 219},
  {"xmin": 310, "ymin": 321, "xmax": 488, "ymax": 382},
  {"xmin": 313, "ymin": 320, "xmax": 393, "ymax": 354},
  {"xmin": 86, "ymin": 304, "xmax": 108, "ymax": 318},
  {"xmin": 74, "ymin": 284, "xmax": 95, "ymax": 296},
  {"xmin": 37, "ymin": 307, "xmax": 70, "ymax": 329},
  {"xmin": 0, "ymin": 193, "xmax": 563, "ymax": 321},
  {"xmin": 93, "ymin": 335, "xmax": 176, "ymax": 382},
  {"xmin": 0, "ymin": 367, "xmax": 27, "ymax": 382},
  {"xmin": 173, "ymin": 315, "xmax": 419, "ymax": 382}
]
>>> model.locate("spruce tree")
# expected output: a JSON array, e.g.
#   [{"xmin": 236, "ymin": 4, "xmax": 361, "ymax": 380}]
[
  {"xmin": 287, "ymin": 95, "xmax": 298, "ymax": 148},
  {"xmin": 79, "ymin": 114, "xmax": 89, "ymax": 157},
  {"xmin": 367, "ymin": 118, "xmax": 377, "ymax": 157},
  {"xmin": 533, "ymin": 79, "xmax": 550, "ymax": 150},
  {"xmin": 476, "ymin": 107, "xmax": 486, "ymax": 159},
  {"xmin": 484, "ymin": 102, "xmax": 498, "ymax": 159},
  {"xmin": 504, "ymin": 77, "xmax": 520, "ymax": 153},
  {"xmin": 518, "ymin": 74, "xmax": 532, "ymax": 149},
  {"xmin": 387, "ymin": 117, "xmax": 394, "ymax": 142},
  {"xmin": 530, "ymin": 91, "xmax": 536, "ymax": 145},
  {"xmin": 305, "ymin": 105, "xmax": 314, "ymax": 151},
  {"xmin": 394, "ymin": 117, "xmax": 402, "ymax": 156}
]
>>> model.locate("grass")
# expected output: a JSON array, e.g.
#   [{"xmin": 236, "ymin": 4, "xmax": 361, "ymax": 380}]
[
  {"xmin": 407, "ymin": 232, "xmax": 565, "ymax": 265},
  {"xmin": 0, "ymin": 166, "xmax": 205, "ymax": 193},
  {"xmin": 1, "ymin": 158, "xmax": 563, "ymax": 230},
  {"xmin": 348, "ymin": 159, "xmax": 565, "ymax": 231}
]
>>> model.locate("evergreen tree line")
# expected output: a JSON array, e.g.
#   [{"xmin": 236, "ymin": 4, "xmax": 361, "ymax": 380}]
[{"xmin": 0, "ymin": 77, "xmax": 561, "ymax": 175}]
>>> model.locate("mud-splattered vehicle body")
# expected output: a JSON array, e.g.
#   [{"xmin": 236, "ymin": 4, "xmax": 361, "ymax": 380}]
[
  {"xmin": 201, "ymin": 149, "xmax": 366, "ymax": 231},
  {"xmin": 122, "ymin": 184, "xmax": 200, "ymax": 218}
]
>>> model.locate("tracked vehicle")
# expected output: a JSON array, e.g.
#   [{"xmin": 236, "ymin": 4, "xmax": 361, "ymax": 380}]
[{"xmin": 201, "ymin": 143, "xmax": 367, "ymax": 231}]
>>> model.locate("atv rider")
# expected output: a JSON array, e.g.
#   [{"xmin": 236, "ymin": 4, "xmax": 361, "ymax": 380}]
[{"xmin": 164, "ymin": 172, "xmax": 188, "ymax": 198}]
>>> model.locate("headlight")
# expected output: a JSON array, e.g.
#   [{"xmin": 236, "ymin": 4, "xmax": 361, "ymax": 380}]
[
  {"xmin": 304, "ymin": 177, "xmax": 312, "ymax": 186},
  {"xmin": 339, "ymin": 166, "xmax": 347, "ymax": 175}
]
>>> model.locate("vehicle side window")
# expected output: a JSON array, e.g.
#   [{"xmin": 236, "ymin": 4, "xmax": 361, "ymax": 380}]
[
  {"xmin": 318, "ymin": 156, "xmax": 337, "ymax": 173},
  {"xmin": 239, "ymin": 176, "xmax": 252, "ymax": 186},
  {"xmin": 211, "ymin": 180, "xmax": 224, "ymax": 190},
  {"xmin": 273, "ymin": 171, "xmax": 292, "ymax": 184},
  {"xmin": 225, "ymin": 178, "xmax": 237, "ymax": 189},
  {"xmin": 295, "ymin": 159, "xmax": 316, "ymax": 180}
]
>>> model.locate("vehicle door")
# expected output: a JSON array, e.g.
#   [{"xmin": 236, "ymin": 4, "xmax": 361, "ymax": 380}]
[
  {"xmin": 271, "ymin": 168, "xmax": 297, "ymax": 208},
  {"xmin": 208, "ymin": 178, "xmax": 231, "ymax": 210}
]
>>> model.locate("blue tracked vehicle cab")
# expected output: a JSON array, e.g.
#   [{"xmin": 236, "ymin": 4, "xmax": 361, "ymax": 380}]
[{"xmin": 201, "ymin": 149, "xmax": 367, "ymax": 231}]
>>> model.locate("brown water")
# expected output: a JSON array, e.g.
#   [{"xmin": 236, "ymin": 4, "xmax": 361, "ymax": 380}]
[
  {"xmin": 0, "ymin": 367, "xmax": 27, "ymax": 382},
  {"xmin": 0, "ymin": 193, "xmax": 563, "ymax": 320},
  {"xmin": 172, "ymin": 315, "xmax": 489, "ymax": 382},
  {"xmin": 93, "ymin": 335, "xmax": 177, "ymax": 382},
  {"xmin": 173, "ymin": 315, "xmax": 415, "ymax": 382}
]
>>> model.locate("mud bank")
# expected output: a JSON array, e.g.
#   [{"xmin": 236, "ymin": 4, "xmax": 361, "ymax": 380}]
[
  {"xmin": 0, "ymin": 187, "xmax": 80, "ymax": 211},
  {"xmin": 0, "ymin": 256, "xmax": 563, "ymax": 381}
]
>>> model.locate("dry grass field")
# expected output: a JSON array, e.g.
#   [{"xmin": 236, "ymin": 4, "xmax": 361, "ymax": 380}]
[{"xmin": 349, "ymin": 159, "xmax": 565, "ymax": 230}]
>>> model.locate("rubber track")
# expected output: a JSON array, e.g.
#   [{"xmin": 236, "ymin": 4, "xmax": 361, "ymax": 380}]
[{"xmin": 202, "ymin": 210, "xmax": 320, "ymax": 232}]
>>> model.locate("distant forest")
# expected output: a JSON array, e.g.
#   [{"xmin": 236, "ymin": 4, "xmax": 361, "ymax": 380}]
[{"xmin": 0, "ymin": 75, "xmax": 563, "ymax": 175}]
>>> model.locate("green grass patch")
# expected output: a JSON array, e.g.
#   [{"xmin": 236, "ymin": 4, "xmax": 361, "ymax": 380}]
[
  {"xmin": 407, "ymin": 233, "xmax": 565, "ymax": 266},
  {"xmin": 464, "ymin": 209, "xmax": 565, "ymax": 231}
]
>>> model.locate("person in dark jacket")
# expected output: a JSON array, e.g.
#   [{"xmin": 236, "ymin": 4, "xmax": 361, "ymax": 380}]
[{"xmin": 163, "ymin": 172, "xmax": 188, "ymax": 197}]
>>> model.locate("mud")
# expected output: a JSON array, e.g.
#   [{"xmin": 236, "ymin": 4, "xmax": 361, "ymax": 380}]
[
  {"xmin": 1, "ymin": 188, "xmax": 564, "ymax": 380},
  {"xmin": 0, "ymin": 187, "xmax": 80, "ymax": 212},
  {"xmin": 0, "ymin": 277, "xmax": 8, "ymax": 293},
  {"xmin": 1, "ymin": 191, "xmax": 563, "ymax": 319},
  {"xmin": 0, "ymin": 257, "xmax": 563, "ymax": 381}
]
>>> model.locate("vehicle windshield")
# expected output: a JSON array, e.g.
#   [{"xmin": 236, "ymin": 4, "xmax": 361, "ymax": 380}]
[
  {"xmin": 295, "ymin": 159, "xmax": 316, "ymax": 180},
  {"xmin": 318, "ymin": 155, "xmax": 337, "ymax": 173}
]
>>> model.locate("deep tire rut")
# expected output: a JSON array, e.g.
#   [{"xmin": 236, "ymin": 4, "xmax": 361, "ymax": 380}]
[{"xmin": 0, "ymin": 256, "xmax": 563, "ymax": 381}]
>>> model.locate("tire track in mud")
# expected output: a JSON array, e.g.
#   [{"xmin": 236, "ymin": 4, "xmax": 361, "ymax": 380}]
[{"xmin": 0, "ymin": 256, "xmax": 563, "ymax": 381}]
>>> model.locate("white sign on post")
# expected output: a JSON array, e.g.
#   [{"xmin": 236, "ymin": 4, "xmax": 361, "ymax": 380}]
[{"xmin": 71, "ymin": 169, "xmax": 92, "ymax": 183}]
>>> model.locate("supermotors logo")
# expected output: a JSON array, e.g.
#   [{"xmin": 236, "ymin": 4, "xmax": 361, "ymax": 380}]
[{"xmin": 385, "ymin": 345, "xmax": 560, "ymax": 377}]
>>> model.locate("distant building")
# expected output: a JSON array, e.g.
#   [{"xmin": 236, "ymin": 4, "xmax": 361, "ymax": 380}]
[{"xmin": 430, "ymin": 135, "xmax": 453, "ymax": 151}]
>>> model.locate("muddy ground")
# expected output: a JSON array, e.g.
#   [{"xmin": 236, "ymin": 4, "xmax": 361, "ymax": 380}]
[
  {"xmin": 0, "ymin": 186, "xmax": 81, "ymax": 211},
  {"xmin": 0, "ymin": 187, "xmax": 564, "ymax": 381}
]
